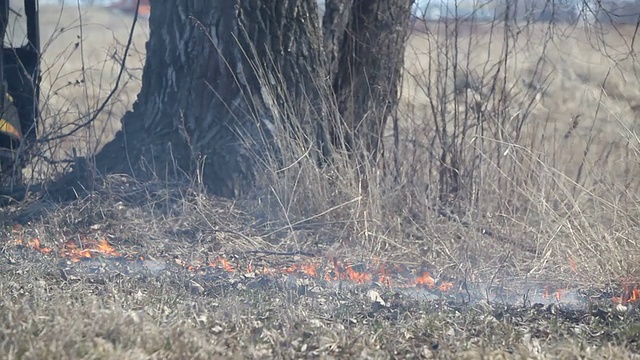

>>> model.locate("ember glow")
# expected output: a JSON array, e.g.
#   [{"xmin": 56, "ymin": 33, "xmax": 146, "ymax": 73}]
[
  {"xmin": 59, "ymin": 238, "xmax": 121, "ymax": 262},
  {"xmin": 544, "ymin": 286, "xmax": 568, "ymax": 302},
  {"xmin": 13, "ymin": 236, "xmax": 122, "ymax": 263},
  {"xmin": 415, "ymin": 272, "xmax": 454, "ymax": 292},
  {"xmin": 612, "ymin": 282, "xmax": 640, "ymax": 304},
  {"xmin": 7, "ymin": 234, "xmax": 640, "ymax": 305},
  {"xmin": 195, "ymin": 255, "xmax": 455, "ymax": 293},
  {"xmin": 28, "ymin": 238, "xmax": 53, "ymax": 254},
  {"xmin": 209, "ymin": 257, "xmax": 234, "ymax": 272}
]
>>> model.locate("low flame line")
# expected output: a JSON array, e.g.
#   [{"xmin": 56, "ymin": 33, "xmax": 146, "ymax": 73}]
[{"xmin": 11, "ymin": 236, "xmax": 640, "ymax": 305}]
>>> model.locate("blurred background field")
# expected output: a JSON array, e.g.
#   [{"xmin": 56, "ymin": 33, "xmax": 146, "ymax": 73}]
[{"xmin": 18, "ymin": 3, "xmax": 149, "ymax": 178}]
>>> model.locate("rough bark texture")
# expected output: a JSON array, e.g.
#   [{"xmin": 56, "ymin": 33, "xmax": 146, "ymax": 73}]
[
  {"xmin": 90, "ymin": 0, "xmax": 411, "ymax": 198},
  {"xmin": 94, "ymin": 0, "xmax": 326, "ymax": 197},
  {"xmin": 321, "ymin": 0, "xmax": 353, "ymax": 79},
  {"xmin": 331, "ymin": 0, "xmax": 412, "ymax": 161}
]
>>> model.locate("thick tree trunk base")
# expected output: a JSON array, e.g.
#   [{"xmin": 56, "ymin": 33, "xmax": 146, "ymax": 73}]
[{"xmin": 76, "ymin": 0, "xmax": 410, "ymax": 199}]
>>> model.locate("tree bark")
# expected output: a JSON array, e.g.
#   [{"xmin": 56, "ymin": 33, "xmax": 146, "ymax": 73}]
[
  {"xmin": 89, "ymin": 0, "xmax": 411, "ymax": 198},
  {"xmin": 94, "ymin": 0, "xmax": 327, "ymax": 197},
  {"xmin": 321, "ymin": 0, "xmax": 353, "ymax": 79},
  {"xmin": 331, "ymin": 0, "xmax": 412, "ymax": 161}
]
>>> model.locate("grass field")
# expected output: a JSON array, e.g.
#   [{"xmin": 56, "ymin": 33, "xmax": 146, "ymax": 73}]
[
  {"xmin": 1, "ymin": 4, "xmax": 640, "ymax": 359},
  {"xmin": 1, "ymin": 188, "xmax": 639, "ymax": 358}
]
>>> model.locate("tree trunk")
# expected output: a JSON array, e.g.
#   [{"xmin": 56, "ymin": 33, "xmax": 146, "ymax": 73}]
[
  {"xmin": 94, "ymin": 0, "xmax": 326, "ymax": 197},
  {"xmin": 321, "ymin": 0, "xmax": 353, "ymax": 79},
  {"xmin": 91, "ymin": 0, "xmax": 411, "ymax": 197},
  {"xmin": 331, "ymin": 0, "xmax": 412, "ymax": 161}
]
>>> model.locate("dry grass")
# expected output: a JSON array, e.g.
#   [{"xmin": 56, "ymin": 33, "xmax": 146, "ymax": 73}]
[
  {"xmin": 1, "ymin": 186, "xmax": 640, "ymax": 359},
  {"xmin": 245, "ymin": 19, "xmax": 640, "ymax": 291},
  {"xmin": 1, "ymin": 4, "xmax": 640, "ymax": 358},
  {"xmin": 392, "ymin": 20, "xmax": 640, "ymax": 286},
  {"xmin": 1, "ymin": 266, "xmax": 639, "ymax": 359},
  {"xmin": 1, "ymin": 259, "xmax": 638, "ymax": 359}
]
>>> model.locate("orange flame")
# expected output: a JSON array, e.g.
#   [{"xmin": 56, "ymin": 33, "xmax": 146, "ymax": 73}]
[
  {"xmin": 416, "ymin": 272, "xmax": 436, "ymax": 287},
  {"xmin": 97, "ymin": 239, "xmax": 119, "ymax": 256},
  {"xmin": 60, "ymin": 238, "xmax": 121, "ymax": 262},
  {"xmin": 28, "ymin": 238, "xmax": 53, "ymax": 254},
  {"xmin": 414, "ymin": 272, "xmax": 453, "ymax": 291},
  {"xmin": 10, "ymin": 233, "xmax": 640, "ymax": 306},
  {"xmin": 220, "ymin": 258, "xmax": 234, "ymax": 272},
  {"xmin": 438, "ymin": 281, "xmax": 454, "ymax": 292},
  {"xmin": 543, "ymin": 286, "xmax": 568, "ymax": 301},
  {"xmin": 202, "ymin": 256, "xmax": 456, "ymax": 292},
  {"xmin": 301, "ymin": 263, "xmax": 318, "ymax": 277},
  {"xmin": 378, "ymin": 264, "xmax": 393, "ymax": 287},
  {"xmin": 283, "ymin": 262, "xmax": 319, "ymax": 277},
  {"xmin": 612, "ymin": 283, "xmax": 640, "ymax": 304},
  {"xmin": 209, "ymin": 257, "xmax": 235, "ymax": 272},
  {"xmin": 345, "ymin": 266, "xmax": 372, "ymax": 283},
  {"xmin": 628, "ymin": 288, "xmax": 640, "ymax": 303}
]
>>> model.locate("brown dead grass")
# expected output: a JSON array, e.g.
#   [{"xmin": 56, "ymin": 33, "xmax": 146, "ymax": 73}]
[
  {"xmin": 23, "ymin": 4, "xmax": 640, "ymax": 267},
  {"xmin": 1, "ymin": 185, "xmax": 640, "ymax": 359},
  {"xmin": 24, "ymin": 3, "xmax": 640, "ymax": 289},
  {"xmin": 1, "ymin": 261, "xmax": 637, "ymax": 359},
  {"xmin": 397, "ymin": 20, "xmax": 640, "ymax": 287}
]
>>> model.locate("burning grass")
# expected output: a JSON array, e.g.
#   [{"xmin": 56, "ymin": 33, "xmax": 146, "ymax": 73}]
[
  {"xmin": 2, "ymin": 5, "xmax": 640, "ymax": 358},
  {"xmin": 1, "ymin": 227, "xmax": 640, "ymax": 358},
  {"xmin": 24, "ymin": 5, "xmax": 640, "ymax": 287},
  {"xmin": 2, "ymin": 281, "xmax": 638, "ymax": 359},
  {"xmin": 2, "ymin": 181, "xmax": 640, "ymax": 358}
]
